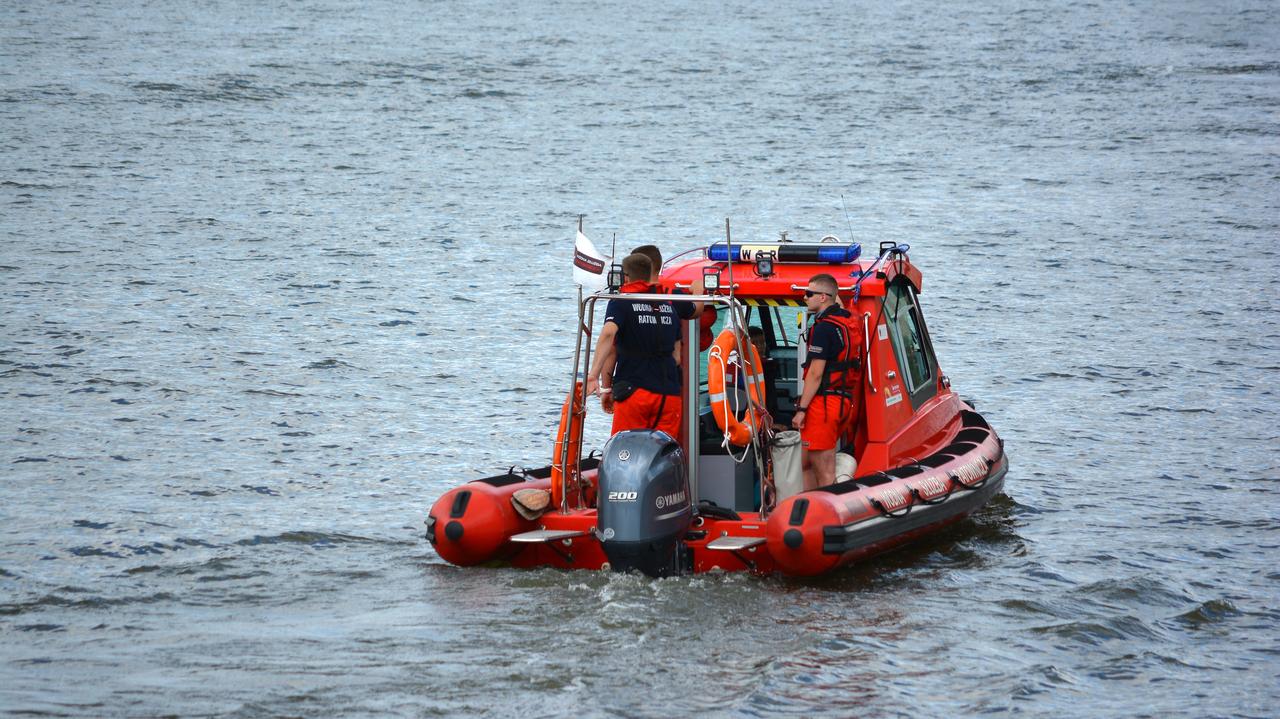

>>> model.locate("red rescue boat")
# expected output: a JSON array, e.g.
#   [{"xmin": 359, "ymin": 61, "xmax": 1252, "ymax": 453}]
[{"xmin": 426, "ymin": 230, "xmax": 1008, "ymax": 577}]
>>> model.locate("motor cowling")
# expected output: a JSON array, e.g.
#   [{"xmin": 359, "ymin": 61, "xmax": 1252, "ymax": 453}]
[{"xmin": 596, "ymin": 430, "xmax": 692, "ymax": 577}]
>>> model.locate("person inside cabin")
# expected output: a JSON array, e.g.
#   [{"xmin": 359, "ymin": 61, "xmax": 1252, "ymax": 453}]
[
  {"xmin": 586, "ymin": 253, "xmax": 701, "ymax": 437},
  {"xmin": 792, "ymin": 273, "xmax": 863, "ymax": 489},
  {"xmin": 748, "ymin": 325, "xmax": 780, "ymax": 419}
]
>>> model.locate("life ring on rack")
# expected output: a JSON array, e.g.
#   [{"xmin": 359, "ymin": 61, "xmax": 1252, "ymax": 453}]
[
  {"xmin": 550, "ymin": 381, "xmax": 587, "ymax": 509},
  {"xmin": 706, "ymin": 329, "xmax": 767, "ymax": 446}
]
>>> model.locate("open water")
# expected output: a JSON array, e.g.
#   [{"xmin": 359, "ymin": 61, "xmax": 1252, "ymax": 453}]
[{"xmin": 2, "ymin": 1, "xmax": 1278, "ymax": 717}]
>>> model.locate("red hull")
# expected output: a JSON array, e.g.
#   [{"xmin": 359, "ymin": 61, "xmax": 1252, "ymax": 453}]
[{"xmin": 426, "ymin": 409, "xmax": 1006, "ymax": 577}]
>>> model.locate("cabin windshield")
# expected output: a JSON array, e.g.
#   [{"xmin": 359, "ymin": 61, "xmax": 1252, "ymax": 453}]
[{"xmin": 885, "ymin": 281, "xmax": 934, "ymax": 396}]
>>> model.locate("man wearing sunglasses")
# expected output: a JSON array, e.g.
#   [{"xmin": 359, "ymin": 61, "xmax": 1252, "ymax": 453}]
[{"xmin": 792, "ymin": 274, "xmax": 863, "ymax": 489}]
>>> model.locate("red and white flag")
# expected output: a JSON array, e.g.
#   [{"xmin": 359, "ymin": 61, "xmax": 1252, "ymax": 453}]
[{"xmin": 572, "ymin": 229, "xmax": 610, "ymax": 292}]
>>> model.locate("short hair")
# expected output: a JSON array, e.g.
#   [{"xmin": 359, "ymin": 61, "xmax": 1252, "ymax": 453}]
[
  {"xmin": 809, "ymin": 273, "xmax": 839, "ymax": 296},
  {"xmin": 622, "ymin": 253, "xmax": 653, "ymax": 283},
  {"xmin": 631, "ymin": 245, "xmax": 662, "ymax": 276}
]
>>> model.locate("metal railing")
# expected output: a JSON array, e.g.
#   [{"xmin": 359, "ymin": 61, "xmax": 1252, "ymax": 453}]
[{"xmin": 559, "ymin": 291, "xmax": 773, "ymax": 516}]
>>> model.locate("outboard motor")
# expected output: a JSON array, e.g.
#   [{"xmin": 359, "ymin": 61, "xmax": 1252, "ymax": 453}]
[{"xmin": 596, "ymin": 430, "xmax": 692, "ymax": 577}]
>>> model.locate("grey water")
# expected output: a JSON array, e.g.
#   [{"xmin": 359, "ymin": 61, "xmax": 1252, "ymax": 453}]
[{"xmin": 2, "ymin": 0, "xmax": 1277, "ymax": 716}]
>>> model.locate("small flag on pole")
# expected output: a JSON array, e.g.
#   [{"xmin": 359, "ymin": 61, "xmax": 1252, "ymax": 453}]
[{"xmin": 572, "ymin": 229, "xmax": 610, "ymax": 292}]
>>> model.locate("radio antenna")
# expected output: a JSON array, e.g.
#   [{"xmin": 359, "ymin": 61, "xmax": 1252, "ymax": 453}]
[
  {"xmin": 724, "ymin": 217, "xmax": 735, "ymax": 304},
  {"xmin": 840, "ymin": 195, "xmax": 855, "ymax": 242}
]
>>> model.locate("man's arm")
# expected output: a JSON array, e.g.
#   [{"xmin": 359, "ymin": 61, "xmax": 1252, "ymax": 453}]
[{"xmin": 585, "ymin": 322, "xmax": 618, "ymax": 396}]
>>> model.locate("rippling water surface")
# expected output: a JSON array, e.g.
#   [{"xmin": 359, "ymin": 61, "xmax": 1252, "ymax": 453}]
[{"xmin": 2, "ymin": 1, "xmax": 1278, "ymax": 716}]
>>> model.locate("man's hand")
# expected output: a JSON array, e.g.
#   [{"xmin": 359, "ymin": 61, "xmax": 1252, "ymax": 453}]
[
  {"xmin": 791, "ymin": 410, "xmax": 806, "ymax": 430},
  {"xmin": 601, "ymin": 393, "xmax": 615, "ymax": 414},
  {"xmin": 585, "ymin": 377, "xmax": 599, "ymax": 396}
]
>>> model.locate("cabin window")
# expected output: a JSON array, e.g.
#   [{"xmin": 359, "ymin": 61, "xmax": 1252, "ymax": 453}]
[
  {"xmin": 695, "ymin": 303, "xmax": 797, "ymax": 421},
  {"xmin": 885, "ymin": 282, "xmax": 932, "ymax": 393},
  {"xmin": 768, "ymin": 305, "xmax": 803, "ymax": 347}
]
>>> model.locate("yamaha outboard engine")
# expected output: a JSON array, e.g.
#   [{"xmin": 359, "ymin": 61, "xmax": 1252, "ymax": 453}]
[{"xmin": 596, "ymin": 430, "xmax": 692, "ymax": 577}]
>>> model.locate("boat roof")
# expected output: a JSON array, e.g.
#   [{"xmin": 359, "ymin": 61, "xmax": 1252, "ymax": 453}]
[{"xmin": 655, "ymin": 244, "xmax": 923, "ymax": 302}]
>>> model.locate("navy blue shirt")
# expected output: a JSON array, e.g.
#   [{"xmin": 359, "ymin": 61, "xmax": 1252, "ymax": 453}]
[
  {"xmin": 803, "ymin": 306, "xmax": 852, "ymax": 371},
  {"xmin": 605, "ymin": 282, "xmax": 696, "ymax": 396}
]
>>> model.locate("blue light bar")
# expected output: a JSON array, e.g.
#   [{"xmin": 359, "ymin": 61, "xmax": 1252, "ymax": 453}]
[{"xmin": 707, "ymin": 242, "xmax": 862, "ymax": 264}]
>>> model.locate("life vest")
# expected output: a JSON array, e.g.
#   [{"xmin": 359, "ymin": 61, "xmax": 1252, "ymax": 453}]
[
  {"xmin": 812, "ymin": 310, "xmax": 863, "ymax": 397},
  {"xmin": 706, "ymin": 329, "xmax": 767, "ymax": 446},
  {"xmin": 550, "ymin": 381, "xmax": 589, "ymax": 509}
]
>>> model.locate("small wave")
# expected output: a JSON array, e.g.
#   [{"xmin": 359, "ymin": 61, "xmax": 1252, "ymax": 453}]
[
  {"xmin": 17, "ymin": 623, "xmax": 65, "ymax": 632},
  {"xmin": 1, "ymin": 180, "xmax": 62, "ymax": 190},
  {"xmin": 305, "ymin": 358, "xmax": 352, "ymax": 369},
  {"xmin": 460, "ymin": 88, "xmax": 516, "ymax": 99},
  {"xmin": 131, "ymin": 76, "xmax": 286, "ymax": 103},
  {"xmin": 244, "ymin": 388, "xmax": 305, "ymax": 397},
  {"xmin": 1031, "ymin": 614, "xmax": 1163, "ymax": 646},
  {"xmin": 67, "ymin": 545, "xmax": 125, "ymax": 559},
  {"xmin": 1169, "ymin": 598, "xmax": 1241, "ymax": 628},
  {"xmin": 72, "ymin": 520, "xmax": 112, "ymax": 529},
  {"xmin": 1071, "ymin": 575, "xmax": 1195, "ymax": 609},
  {"xmin": 241, "ymin": 484, "xmax": 280, "ymax": 496},
  {"xmin": 84, "ymin": 377, "xmax": 151, "ymax": 388},
  {"xmin": 1195, "ymin": 63, "xmax": 1280, "ymax": 76},
  {"xmin": 0, "ymin": 591, "xmax": 177, "ymax": 616},
  {"xmin": 234, "ymin": 531, "xmax": 377, "ymax": 547},
  {"xmin": 131, "ymin": 81, "xmax": 189, "ymax": 92}
]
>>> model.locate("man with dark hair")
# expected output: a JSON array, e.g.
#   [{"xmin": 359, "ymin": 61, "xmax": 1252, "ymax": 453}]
[
  {"xmin": 792, "ymin": 273, "xmax": 863, "ymax": 489},
  {"xmin": 631, "ymin": 244, "xmax": 663, "ymax": 279},
  {"xmin": 586, "ymin": 254, "xmax": 701, "ymax": 437}
]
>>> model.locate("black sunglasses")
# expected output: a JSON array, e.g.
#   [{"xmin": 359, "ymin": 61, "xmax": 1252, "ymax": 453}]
[{"xmin": 804, "ymin": 290, "xmax": 830, "ymax": 298}]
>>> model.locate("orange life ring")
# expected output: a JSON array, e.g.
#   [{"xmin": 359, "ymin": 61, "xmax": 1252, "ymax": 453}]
[
  {"xmin": 706, "ymin": 329, "xmax": 767, "ymax": 446},
  {"xmin": 550, "ymin": 381, "xmax": 586, "ymax": 509}
]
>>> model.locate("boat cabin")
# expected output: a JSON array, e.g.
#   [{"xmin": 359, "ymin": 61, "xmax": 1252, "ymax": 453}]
[{"xmin": 575, "ymin": 240, "xmax": 965, "ymax": 514}]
